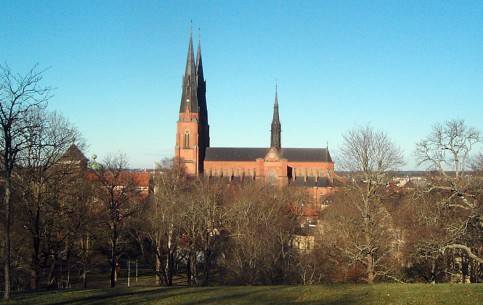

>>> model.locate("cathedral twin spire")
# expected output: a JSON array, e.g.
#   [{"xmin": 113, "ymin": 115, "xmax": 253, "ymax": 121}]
[
  {"xmin": 180, "ymin": 31, "xmax": 280, "ymax": 152},
  {"xmin": 180, "ymin": 32, "xmax": 207, "ymax": 125}
]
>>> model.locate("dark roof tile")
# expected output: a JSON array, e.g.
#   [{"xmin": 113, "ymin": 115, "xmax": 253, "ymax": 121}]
[{"xmin": 205, "ymin": 147, "xmax": 332, "ymax": 162}]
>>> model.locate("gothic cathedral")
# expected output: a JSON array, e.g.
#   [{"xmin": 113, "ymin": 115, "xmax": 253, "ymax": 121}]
[{"xmin": 175, "ymin": 33, "xmax": 335, "ymax": 199}]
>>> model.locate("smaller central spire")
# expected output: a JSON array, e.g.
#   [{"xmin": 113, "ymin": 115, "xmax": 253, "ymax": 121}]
[{"xmin": 270, "ymin": 84, "xmax": 281, "ymax": 151}]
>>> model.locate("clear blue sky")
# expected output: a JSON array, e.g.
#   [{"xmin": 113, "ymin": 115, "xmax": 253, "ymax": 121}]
[{"xmin": 2, "ymin": 1, "xmax": 482, "ymax": 170}]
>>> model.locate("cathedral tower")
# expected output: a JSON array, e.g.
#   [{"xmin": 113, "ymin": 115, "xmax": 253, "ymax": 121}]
[
  {"xmin": 270, "ymin": 85, "xmax": 281, "ymax": 151},
  {"xmin": 175, "ymin": 32, "xmax": 209, "ymax": 175}
]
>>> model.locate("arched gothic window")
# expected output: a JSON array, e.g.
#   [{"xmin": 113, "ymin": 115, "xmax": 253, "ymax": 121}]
[{"xmin": 184, "ymin": 130, "xmax": 190, "ymax": 148}]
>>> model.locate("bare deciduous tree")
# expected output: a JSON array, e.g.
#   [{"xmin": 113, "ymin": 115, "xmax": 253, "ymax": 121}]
[
  {"xmin": 415, "ymin": 119, "xmax": 480, "ymax": 179},
  {"xmin": 412, "ymin": 119, "xmax": 482, "ymax": 279},
  {"xmin": 0, "ymin": 64, "xmax": 51, "ymax": 299},
  {"xmin": 221, "ymin": 184, "xmax": 300, "ymax": 285},
  {"xmin": 338, "ymin": 124, "xmax": 405, "ymax": 181},
  {"xmin": 133, "ymin": 158, "xmax": 192, "ymax": 286},
  {"xmin": 333, "ymin": 124, "xmax": 404, "ymax": 284},
  {"xmin": 91, "ymin": 153, "xmax": 144, "ymax": 287},
  {"xmin": 182, "ymin": 180, "xmax": 226, "ymax": 286},
  {"xmin": 15, "ymin": 109, "xmax": 84, "ymax": 289},
  {"xmin": 470, "ymin": 151, "xmax": 483, "ymax": 173}
]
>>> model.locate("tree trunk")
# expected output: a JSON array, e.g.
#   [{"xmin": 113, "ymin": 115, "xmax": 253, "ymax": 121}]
[
  {"xmin": 187, "ymin": 254, "xmax": 192, "ymax": 286},
  {"xmin": 47, "ymin": 256, "xmax": 57, "ymax": 288},
  {"xmin": 202, "ymin": 248, "xmax": 212, "ymax": 286},
  {"xmin": 3, "ymin": 177, "xmax": 12, "ymax": 300},
  {"xmin": 363, "ymin": 194, "xmax": 376, "ymax": 284},
  {"xmin": 366, "ymin": 253, "xmax": 376, "ymax": 284},
  {"xmin": 155, "ymin": 243, "xmax": 162, "ymax": 285},
  {"xmin": 30, "ymin": 254, "xmax": 40, "ymax": 290},
  {"xmin": 165, "ymin": 228, "xmax": 174, "ymax": 286},
  {"xmin": 110, "ymin": 229, "xmax": 118, "ymax": 287},
  {"xmin": 82, "ymin": 234, "xmax": 90, "ymax": 288},
  {"xmin": 31, "ymin": 201, "xmax": 42, "ymax": 290},
  {"xmin": 111, "ymin": 260, "xmax": 117, "ymax": 287},
  {"xmin": 165, "ymin": 250, "xmax": 174, "ymax": 286},
  {"xmin": 430, "ymin": 260, "xmax": 436, "ymax": 284}
]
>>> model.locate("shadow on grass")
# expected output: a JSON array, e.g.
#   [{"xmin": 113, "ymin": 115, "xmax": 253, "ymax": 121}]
[
  {"xmin": 9, "ymin": 285, "xmax": 360, "ymax": 305},
  {"xmin": 6, "ymin": 283, "xmax": 483, "ymax": 305},
  {"xmin": 9, "ymin": 287, "xmax": 189, "ymax": 305},
  {"xmin": 169, "ymin": 286, "xmax": 360, "ymax": 305}
]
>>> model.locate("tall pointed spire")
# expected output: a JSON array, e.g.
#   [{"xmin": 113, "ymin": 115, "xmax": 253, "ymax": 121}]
[
  {"xmin": 270, "ymin": 84, "xmax": 281, "ymax": 150},
  {"xmin": 179, "ymin": 32, "xmax": 198, "ymax": 114},
  {"xmin": 196, "ymin": 29, "xmax": 208, "ymax": 124},
  {"xmin": 196, "ymin": 28, "xmax": 204, "ymax": 83},
  {"xmin": 176, "ymin": 30, "xmax": 210, "ymax": 176}
]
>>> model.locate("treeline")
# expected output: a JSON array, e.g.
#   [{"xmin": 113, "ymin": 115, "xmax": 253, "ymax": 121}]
[
  {"xmin": 2, "ymin": 154, "xmax": 481, "ymax": 290},
  {"xmin": 1, "ymin": 137, "xmax": 481, "ymax": 290}
]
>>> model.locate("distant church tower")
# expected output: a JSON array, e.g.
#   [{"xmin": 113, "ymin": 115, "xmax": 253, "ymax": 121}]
[
  {"xmin": 270, "ymin": 85, "xmax": 281, "ymax": 151},
  {"xmin": 175, "ymin": 32, "xmax": 209, "ymax": 175}
]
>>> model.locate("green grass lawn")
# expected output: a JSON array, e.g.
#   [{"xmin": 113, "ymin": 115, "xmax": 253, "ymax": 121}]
[{"xmin": 2, "ymin": 284, "xmax": 482, "ymax": 305}]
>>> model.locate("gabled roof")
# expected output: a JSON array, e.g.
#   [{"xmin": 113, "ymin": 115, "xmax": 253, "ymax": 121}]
[
  {"xmin": 205, "ymin": 147, "xmax": 333, "ymax": 163},
  {"xmin": 282, "ymin": 148, "xmax": 332, "ymax": 162},
  {"xmin": 205, "ymin": 148, "xmax": 269, "ymax": 161}
]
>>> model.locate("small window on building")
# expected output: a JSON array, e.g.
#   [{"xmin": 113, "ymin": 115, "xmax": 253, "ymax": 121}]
[
  {"xmin": 236, "ymin": 169, "xmax": 240, "ymax": 176},
  {"xmin": 310, "ymin": 169, "xmax": 314, "ymax": 177},
  {"xmin": 247, "ymin": 169, "xmax": 251, "ymax": 176}
]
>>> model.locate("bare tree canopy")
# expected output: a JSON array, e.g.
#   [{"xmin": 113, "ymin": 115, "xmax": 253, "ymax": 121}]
[
  {"xmin": 470, "ymin": 151, "xmax": 483, "ymax": 173},
  {"xmin": 0, "ymin": 64, "xmax": 52, "ymax": 300},
  {"xmin": 415, "ymin": 119, "xmax": 481, "ymax": 179},
  {"xmin": 13, "ymin": 109, "xmax": 84, "ymax": 289},
  {"xmin": 411, "ymin": 119, "xmax": 483, "ymax": 277},
  {"xmin": 92, "ymin": 153, "xmax": 146, "ymax": 288},
  {"xmin": 334, "ymin": 125, "xmax": 404, "ymax": 284},
  {"xmin": 338, "ymin": 124, "xmax": 405, "ymax": 178}
]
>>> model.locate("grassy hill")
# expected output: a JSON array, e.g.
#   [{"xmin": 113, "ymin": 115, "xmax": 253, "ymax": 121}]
[{"xmin": 2, "ymin": 284, "xmax": 482, "ymax": 305}]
